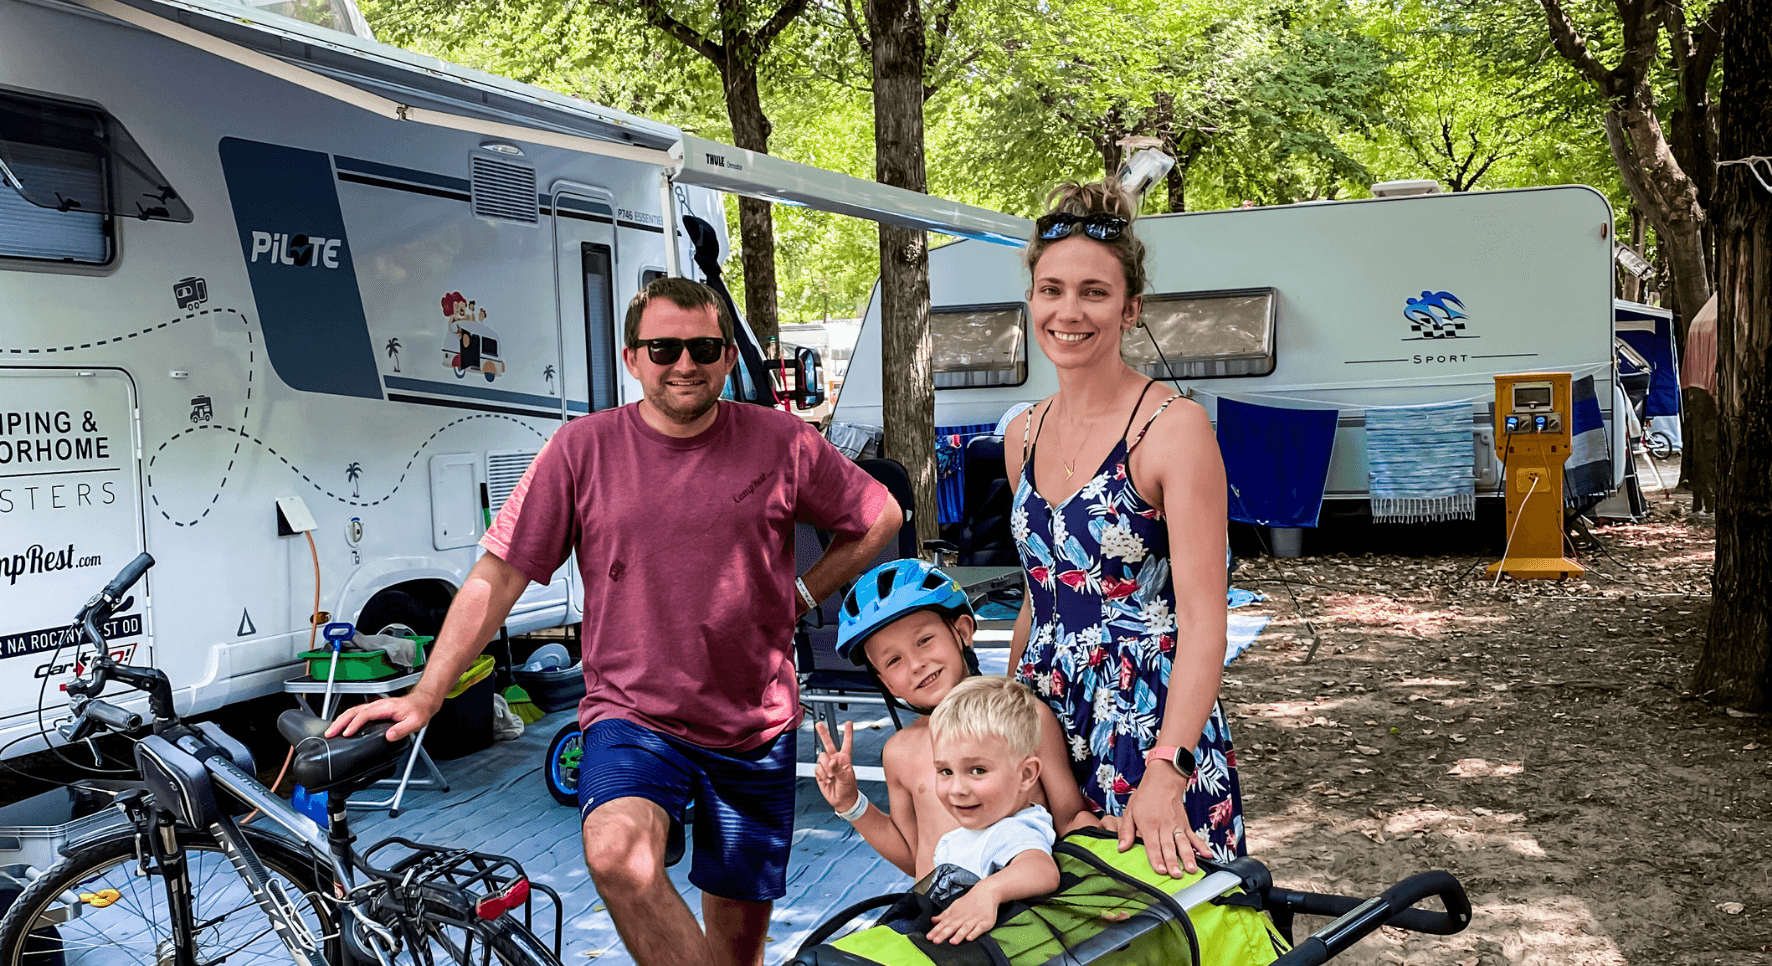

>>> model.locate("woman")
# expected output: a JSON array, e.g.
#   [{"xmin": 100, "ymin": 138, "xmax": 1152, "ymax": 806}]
[{"xmin": 1005, "ymin": 180, "xmax": 1243, "ymax": 876}]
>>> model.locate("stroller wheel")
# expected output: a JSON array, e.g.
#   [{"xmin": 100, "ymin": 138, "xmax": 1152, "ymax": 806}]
[{"xmin": 545, "ymin": 722, "xmax": 583, "ymax": 807}]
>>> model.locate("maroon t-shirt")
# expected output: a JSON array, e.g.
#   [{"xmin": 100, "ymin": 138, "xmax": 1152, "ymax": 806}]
[{"xmin": 482, "ymin": 402, "xmax": 887, "ymax": 751}]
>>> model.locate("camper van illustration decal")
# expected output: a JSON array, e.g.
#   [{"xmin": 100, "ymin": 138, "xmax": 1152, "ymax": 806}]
[
  {"xmin": 174, "ymin": 277, "xmax": 208, "ymax": 310},
  {"xmin": 441, "ymin": 292, "xmax": 507, "ymax": 382},
  {"xmin": 1403, "ymin": 291, "xmax": 1472, "ymax": 339}
]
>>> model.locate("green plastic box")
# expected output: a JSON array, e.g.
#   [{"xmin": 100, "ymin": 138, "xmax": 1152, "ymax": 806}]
[{"xmin": 299, "ymin": 636, "xmax": 430, "ymax": 681}]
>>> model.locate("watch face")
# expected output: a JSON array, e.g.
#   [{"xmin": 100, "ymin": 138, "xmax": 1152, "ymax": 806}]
[{"xmin": 1174, "ymin": 746, "xmax": 1196, "ymax": 775}]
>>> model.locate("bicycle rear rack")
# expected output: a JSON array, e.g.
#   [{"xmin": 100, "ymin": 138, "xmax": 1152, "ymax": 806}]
[{"xmin": 364, "ymin": 836, "xmax": 565, "ymax": 958}]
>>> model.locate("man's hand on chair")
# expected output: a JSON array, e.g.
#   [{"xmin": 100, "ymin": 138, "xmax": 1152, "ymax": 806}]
[
  {"xmin": 814, "ymin": 720, "xmax": 860, "ymax": 813},
  {"xmin": 327, "ymin": 695, "xmax": 438, "ymax": 742}
]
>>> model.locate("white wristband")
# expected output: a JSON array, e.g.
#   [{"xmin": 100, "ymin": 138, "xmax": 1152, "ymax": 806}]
[
  {"xmin": 795, "ymin": 577, "xmax": 818, "ymax": 611},
  {"xmin": 835, "ymin": 789, "xmax": 870, "ymax": 822}
]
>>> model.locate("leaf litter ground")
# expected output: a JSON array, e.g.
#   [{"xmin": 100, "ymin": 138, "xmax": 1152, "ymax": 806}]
[{"xmin": 1229, "ymin": 459, "xmax": 1768, "ymax": 965}]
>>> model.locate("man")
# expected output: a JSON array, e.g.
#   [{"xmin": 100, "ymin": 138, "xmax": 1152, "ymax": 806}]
[{"xmin": 331, "ymin": 277, "xmax": 901, "ymax": 966}]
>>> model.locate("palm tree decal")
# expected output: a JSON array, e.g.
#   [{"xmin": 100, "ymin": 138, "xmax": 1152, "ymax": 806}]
[
  {"xmin": 543, "ymin": 364, "xmax": 556, "ymax": 393},
  {"xmin": 345, "ymin": 461, "xmax": 362, "ymax": 498},
  {"xmin": 385, "ymin": 337, "xmax": 402, "ymax": 373}
]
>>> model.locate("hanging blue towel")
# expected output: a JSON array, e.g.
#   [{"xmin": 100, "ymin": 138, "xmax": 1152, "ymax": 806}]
[
  {"xmin": 1565, "ymin": 375, "xmax": 1611, "ymax": 513},
  {"xmin": 934, "ymin": 422, "xmax": 997, "ymax": 525},
  {"xmin": 1365, "ymin": 400, "xmax": 1476, "ymax": 523},
  {"xmin": 1215, "ymin": 398, "xmax": 1339, "ymax": 528}
]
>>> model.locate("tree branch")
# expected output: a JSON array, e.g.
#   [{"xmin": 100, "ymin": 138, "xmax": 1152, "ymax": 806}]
[
  {"xmin": 1537, "ymin": 0, "xmax": 1616, "ymax": 90},
  {"xmin": 1614, "ymin": 0, "xmax": 1662, "ymax": 88},
  {"xmin": 631, "ymin": 0, "xmax": 724, "ymax": 64},
  {"xmin": 756, "ymin": 0, "xmax": 813, "ymax": 51},
  {"xmin": 841, "ymin": 0, "xmax": 870, "ymax": 54},
  {"xmin": 1692, "ymin": 0, "xmax": 1724, "ymax": 83},
  {"xmin": 926, "ymin": 0, "xmax": 962, "ymax": 74}
]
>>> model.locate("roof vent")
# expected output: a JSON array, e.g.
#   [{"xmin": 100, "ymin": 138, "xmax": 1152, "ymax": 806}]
[
  {"xmin": 471, "ymin": 153, "xmax": 538, "ymax": 224},
  {"xmin": 1370, "ymin": 179, "xmax": 1442, "ymax": 199}
]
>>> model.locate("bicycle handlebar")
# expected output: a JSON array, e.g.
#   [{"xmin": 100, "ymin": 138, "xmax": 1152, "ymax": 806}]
[
  {"xmin": 61, "ymin": 554, "xmax": 176, "ymax": 729},
  {"xmin": 1269, "ymin": 871, "xmax": 1471, "ymax": 966},
  {"xmin": 101, "ymin": 553, "xmax": 154, "ymax": 607}
]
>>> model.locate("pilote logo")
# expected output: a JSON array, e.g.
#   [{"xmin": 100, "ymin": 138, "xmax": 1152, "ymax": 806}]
[{"xmin": 249, "ymin": 231, "xmax": 343, "ymax": 269}]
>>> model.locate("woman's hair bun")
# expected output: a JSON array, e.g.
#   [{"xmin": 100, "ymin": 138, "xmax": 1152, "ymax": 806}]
[{"xmin": 1044, "ymin": 180, "xmax": 1138, "ymax": 222}]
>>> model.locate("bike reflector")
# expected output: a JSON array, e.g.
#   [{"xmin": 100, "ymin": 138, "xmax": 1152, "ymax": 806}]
[{"xmin": 476, "ymin": 877, "xmax": 531, "ymax": 921}]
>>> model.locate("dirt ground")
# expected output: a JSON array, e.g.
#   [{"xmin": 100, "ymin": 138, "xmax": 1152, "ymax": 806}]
[
  {"xmin": 1230, "ymin": 461, "xmax": 1769, "ymax": 965},
  {"xmin": 0, "ymin": 460, "xmax": 1763, "ymax": 965}
]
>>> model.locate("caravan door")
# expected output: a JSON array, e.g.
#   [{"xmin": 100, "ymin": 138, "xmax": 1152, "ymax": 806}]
[
  {"xmin": 0, "ymin": 368, "xmax": 148, "ymax": 722},
  {"xmin": 525, "ymin": 185, "xmax": 628, "ymax": 626}
]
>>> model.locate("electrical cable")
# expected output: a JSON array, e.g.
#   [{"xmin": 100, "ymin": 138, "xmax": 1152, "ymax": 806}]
[{"xmin": 1492, "ymin": 475, "xmax": 1538, "ymax": 589}]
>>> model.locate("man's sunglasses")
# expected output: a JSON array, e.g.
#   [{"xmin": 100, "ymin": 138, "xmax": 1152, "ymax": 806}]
[
  {"xmin": 637, "ymin": 337, "xmax": 729, "ymax": 365},
  {"xmin": 1035, "ymin": 212, "xmax": 1129, "ymax": 242}
]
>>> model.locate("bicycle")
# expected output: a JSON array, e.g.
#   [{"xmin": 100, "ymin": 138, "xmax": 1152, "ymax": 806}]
[{"xmin": 0, "ymin": 554, "xmax": 565, "ymax": 966}]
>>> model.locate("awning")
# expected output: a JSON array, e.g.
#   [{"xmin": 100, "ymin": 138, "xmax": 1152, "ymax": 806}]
[{"xmin": 76, "ymin": 0, "xmax": 1034, "ymax": 247}]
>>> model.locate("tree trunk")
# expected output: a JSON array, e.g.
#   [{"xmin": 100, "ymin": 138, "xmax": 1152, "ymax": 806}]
[
  {"xmin": 725, "ymin": 67, "xmax": 781, "ymax": 352},
  {"xmin": 1603, "ymin": 106, "xmax": 1713, "ymax": 324},
  {"xmin": 868, "ymin": 0, "xmax": 938, "ymax": 549},
  {"xmin": 1694, "ymin": 0, "xmax": 1772, "ymax": 713}
]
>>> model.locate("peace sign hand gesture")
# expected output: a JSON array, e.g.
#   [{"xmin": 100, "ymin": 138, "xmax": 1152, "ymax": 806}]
[{"xmin": 814, "ymin": 720, "xmax": 860, "ymax": 814}]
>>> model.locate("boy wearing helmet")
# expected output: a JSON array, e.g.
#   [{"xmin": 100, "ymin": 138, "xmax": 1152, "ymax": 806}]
[{"xmin": 813, "ymin": 560, "xmax": 1096, "ymax": 879}]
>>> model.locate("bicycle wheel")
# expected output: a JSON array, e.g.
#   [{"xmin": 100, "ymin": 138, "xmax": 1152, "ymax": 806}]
[
  {"xmin": 1647, "ymin": 431, "xmax": 1675, "ymax": 459},
  {"xmin": 544, "ymin": 723, "xmax": 582, "ymax": 807},
  {"xmin": 0, "ymin": 825, "xmax": 338, "ymax": 966}
]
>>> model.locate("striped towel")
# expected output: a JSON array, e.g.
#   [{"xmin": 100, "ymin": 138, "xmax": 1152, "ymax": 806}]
[
  {"xmin": 1365, "ymin": 400, "xmax": 1476, "ymax": 522},
  {"xmin": 1565, "ymin": 375, "xmax": 1611, "ymax": 513}
]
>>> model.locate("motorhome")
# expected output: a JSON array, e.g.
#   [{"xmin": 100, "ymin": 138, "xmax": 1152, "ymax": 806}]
[
  {"xmin": 0, "ymin": 0, "xmax": 752, "ymax": 754},
  {"xmin": 0, "ymin": 0, "xmax": 1025, "ymax": 757},
  {"xmin": 834, "ymin": 185, "xmax": 1626, "ymax": 539}
]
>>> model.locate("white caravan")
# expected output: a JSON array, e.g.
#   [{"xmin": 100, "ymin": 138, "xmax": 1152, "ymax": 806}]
[
  {"xmin": 0, "ymin": 0, "xmax": 1026, "ymax": 756},
  {"xmin": 835, "ymin": 185, "xmax": 1623, "ymax": 521}
]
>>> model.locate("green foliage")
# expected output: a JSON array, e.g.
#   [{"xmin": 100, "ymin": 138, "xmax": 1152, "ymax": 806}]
[{"xmin": 358, "ymin": 0, "xmax": 1644, "ymax": 322}]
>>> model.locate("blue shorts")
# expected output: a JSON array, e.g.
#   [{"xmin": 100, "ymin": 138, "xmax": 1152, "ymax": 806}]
[{"xmin": 577, "ymin": 718, "xmax": 795, "ymax": 902}]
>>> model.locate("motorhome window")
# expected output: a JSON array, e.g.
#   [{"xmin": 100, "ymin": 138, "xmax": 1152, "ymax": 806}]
[
  {"xmin": 0, "ymin": 164, "xmax": 108, "ymax": 263},
  {"xmin": 931, "ymin": 304, "xmax": 1027, "ymax": 389},
  {"xmin": 1127, "ymin": 288, "xmax": 1277, "ymax": 379},
  {"xmin": 0, "ymin": 90, "xmax": 191, "ymax": 225},
  {"xmin": 641, "ymin": 269, "xmax": 666, "ymax": 288},
  {"xmin": 582, "ymin": 243, "xmax": 620, "ymax": 411}
]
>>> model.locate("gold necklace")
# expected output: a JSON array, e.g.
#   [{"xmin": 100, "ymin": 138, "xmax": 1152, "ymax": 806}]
[{"xmin": 1059, "ymin": 404, "xmax": 1113, "ymax": 479}]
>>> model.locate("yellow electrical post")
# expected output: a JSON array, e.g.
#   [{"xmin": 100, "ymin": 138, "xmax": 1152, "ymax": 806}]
[{"xmin": 1488, "ymin": 372, "xmax": 1583, "ymax": 581}]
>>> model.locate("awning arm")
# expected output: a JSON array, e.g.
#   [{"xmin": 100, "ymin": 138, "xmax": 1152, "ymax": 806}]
[{"xmin": 669, "ymin": 135, "xmax": 1033, "ymax": 248}]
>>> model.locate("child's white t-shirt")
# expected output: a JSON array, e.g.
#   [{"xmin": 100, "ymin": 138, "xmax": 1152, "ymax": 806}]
[{"xmin": 931, "ymin": 804, "xmax": 1056, "ymax": 880}]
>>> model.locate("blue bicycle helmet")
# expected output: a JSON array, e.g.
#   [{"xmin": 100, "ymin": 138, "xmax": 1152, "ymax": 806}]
[{"xmin": 836, "ymin": 559, "xmax": 973, "ymax": 666}]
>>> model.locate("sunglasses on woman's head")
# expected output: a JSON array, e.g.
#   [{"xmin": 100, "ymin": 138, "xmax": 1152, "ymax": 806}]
[
  {"xmin": 638, "ymin": 337, "xmax": 728, "ymax": 365},
  {"xmin": 1036, "ymin": 212, "xmax": 1129, "ymax": 242}
]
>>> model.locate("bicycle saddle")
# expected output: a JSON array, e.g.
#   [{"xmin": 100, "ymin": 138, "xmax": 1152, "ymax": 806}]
[{"xmin": 278, "ymin": 709, "xmax": 411, "ymax": 794}]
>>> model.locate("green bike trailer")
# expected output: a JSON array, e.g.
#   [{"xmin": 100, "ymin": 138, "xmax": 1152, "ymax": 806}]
[{"xmin": 789, "ymin": 829, "xmax": 1470, "ymax": 966}]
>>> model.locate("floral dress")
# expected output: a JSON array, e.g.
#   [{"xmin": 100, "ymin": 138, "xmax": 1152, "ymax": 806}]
[{"xmin": 1011, "ymin": 388, "xmax": 1246, "ymax": 859}]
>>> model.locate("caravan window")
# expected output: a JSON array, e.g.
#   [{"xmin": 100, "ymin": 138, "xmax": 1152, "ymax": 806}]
[
  {"xmin": 932, "ymin": 304, "xmax": 1027, "ymax": 389},
  {"xmin": 0, "ymin": 89, "xmax": 192, "ymax": 266},
  {"xmin": 1127, "ymin": 288, "xmax": 1277, "ymax": 379}
]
